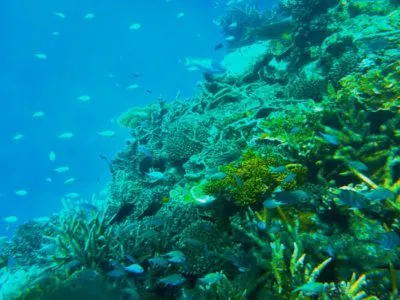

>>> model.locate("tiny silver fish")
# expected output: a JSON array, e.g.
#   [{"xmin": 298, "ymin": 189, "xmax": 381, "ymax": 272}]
[{"xmin": 159, "ymin": 274, "xmax": 186, "ymax": 286}]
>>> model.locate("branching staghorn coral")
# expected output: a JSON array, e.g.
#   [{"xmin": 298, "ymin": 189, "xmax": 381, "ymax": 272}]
[
  {"xmin": 311, "ymin": 60, "xmax": 400, "ymax": 202},
  {"xmin": 336, "ymin": 273, "xmax": 379, "ymax": 300},
  {"xmin": 269, "ymin": 241, "xmax": 333, "ymax": 298},
  {"xmin": 230, "ymin": 207, "xmax": 383, "ymax": 299},
  {"xmin": 46, "ymin": 207, "xmax": 118, "ymax": 271},
  {"xmin": 45, "ymin": 202, "xmax": 169, "ymax": 277}
]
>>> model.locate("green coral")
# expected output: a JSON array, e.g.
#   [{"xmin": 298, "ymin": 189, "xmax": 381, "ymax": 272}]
[
  {"xmin": 162, "ymin": 116, "xmax": 209, "ymax": 163},
  {"xmin": 290, "ymin": 77, "xmax": 324, "ymax": 101},
  {"xmin": 348, "ymin": 0, "xmax": 395, "ymax": 16},
  {"xmin": 204, "ymin": 150, "xmax": 307, "ymax": 206},
  {"xmin": 118, "ymin": 106, "xmax": 152, "ymax": 129},
  {"xmin": 47, "ymin": 208, "xmax": 116, "ymax": 271},
  {"xmin": 336, "ymin": 61, "xmax": 400, "ymax": 111}
]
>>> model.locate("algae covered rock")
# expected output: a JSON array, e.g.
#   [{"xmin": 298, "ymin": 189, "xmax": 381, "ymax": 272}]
[{"xmin": 348, "ymin": 0, "xmax": 395, "ymax": 16}]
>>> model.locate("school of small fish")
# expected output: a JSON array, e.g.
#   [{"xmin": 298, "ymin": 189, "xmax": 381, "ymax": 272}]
[{"xmin": 5, "ymin": 4, "xmax": 236, "ymax": 232}]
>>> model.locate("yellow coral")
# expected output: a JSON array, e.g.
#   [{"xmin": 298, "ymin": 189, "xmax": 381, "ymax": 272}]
[
  {"xmin": 337, "ymin": 62, "xmax": 400, "ymax": 111},
  {"xmin": 118, "ymin": 106, "xmax": 152, "ymax": 129},
  {"xmin": 204, "ymin": 151, "xmax": 307, "ymax": 206}
]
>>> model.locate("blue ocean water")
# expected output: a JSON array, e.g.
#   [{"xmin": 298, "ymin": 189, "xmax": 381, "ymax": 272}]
[{"xmin": 0, "ymin": 0, "xmax": 234, "ymax": 236}]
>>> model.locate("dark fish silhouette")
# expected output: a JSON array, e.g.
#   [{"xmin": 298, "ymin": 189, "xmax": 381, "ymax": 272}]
[
  {"xmin": 364, "ymin": 188, "xmax": 394, "ymax": 202},
  {"xmin": 263, "ymin": 190, "xmax": 309, "ymax": 208},
  {"xmin": 214, "ymin": 43, "xmax": 223, "ymax": 50},
  {"xmin": 376, "ymin": 231, "xmax": 400, "ymax": 251},
  {"xmin": 333, "ymin": 189, "xmax": 368, "ymax": 210},
  {"xmin": 129, "ymin": 72, "xmax": 142, "ymax": 78},
  {"xmin": 108, "ymin": 202, "xmax": 135, "ymax": 225},
  {"xmin": 99, "ymin": 154, "xmax": 115, "ymax": 175},
  {"xmin": 319, "ymin": 132, "xmax": 339, "ymax": 145},
  {"xmin": 273, "ymin": 190, "xmax": 309, "ymax": 204},
  {"xmin": 139, "ymin": 200, "xmax": 162, "ymax": 219},
  {"xmin": 348, "ymin": 160, "xmax": 368, "ymax": 172}
]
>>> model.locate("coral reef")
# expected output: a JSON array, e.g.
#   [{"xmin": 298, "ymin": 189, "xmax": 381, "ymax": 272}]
[{"xmin": 2, "ymin": 1, "xmax": 400, "ymax": 299}]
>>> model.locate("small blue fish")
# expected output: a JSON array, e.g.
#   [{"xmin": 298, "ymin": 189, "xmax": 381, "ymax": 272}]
[
  {"xmin": 293, "ymin": 282, "xmax": 326, "ymax": 295},
  {"xmin": 264, "ymin": 190, "xmax": 309, "ymax": 208},
  {"xmin": 263, "ymin": 199, "xmax": 286, "ymax": 209},
  {"xmin": 199, "ymin": 272, "xmax": 224, "ymax": 285},
  {"xmin": 137, "ymin": 145, "xmax": 152, "ymax": 158},
  {"xmin": 290, "ymin": 127, "xmax": 301, "ymax": 134},
  {"xmin": 64, "ymin": 259, "xmax": 82, "ymax": 270},
  {"xmin": 159, "ymin": 274, "xmax": 186, "ymax": 286},
  {"xmin": 233, "ymin": 174, "xmax": 243, "ymax": 187},
  {"xmin": 269, "ymin": 166, "xmax": 287, "ymax": 173},
  {"xmin": 273, "ymin": 190, "xmax": 310, "ymax": 204},
  {"xmin": 107, "ymin": 268, "xmax": 126, "ymax": 278},
  {"xmin": 256, "ymin": 221, "xmax": 267, "ymax": 230},
  {"xmin": 319, "ymin": 132, "xmax": 339, "ymax": 146},
  {"xmin": 364, "ymin": 188, "xmax": 394, "ymax": 202},
  {"xmin": 348, "ymin": 160, "xmax": 368, "ymax": 172},
  {"xmin": 208, "ymin": 172, "xmax": 227, "ymax": 180},
  {"xmin": 184, "ymin": 238, "xmax": 206, "ymax": 248},
  {"xmin": 199, "ymin": 222, "xmax": 213, "ymax": 231},
  {"xmin": 282, "ymin": 172, "xmax": 296, "ymax": 184},
  {"xmin": 125, "ymin": 255, "xmax": 136, "ymax": 263},
  {"xmin": 124, "ymin": 263, "xmax": 144, "ymax": 274},
  {"xmin": 268, "ymin": 220, "xmax": 283, "ymax": 234},
  {"xmin": 149, "ymin": 256, "xmax": 169, "ymax": 268},
  {"xmin": 333, "ymin": 189, "xmax": 368, "ymax": 210},
  {"xmin": 164, "ymin": 250, "xmax": 186, "ymax": 264},
  {"xmin": 376, "ymin": 231, "xmax": 400, "ymax": 251},
  {"xmin": 326, "ymin": 245, "xmax": 335, "ymax": 258},
  {"xmin": 121, "ymin": 287, "xmax": 140, "ymax": 300}
]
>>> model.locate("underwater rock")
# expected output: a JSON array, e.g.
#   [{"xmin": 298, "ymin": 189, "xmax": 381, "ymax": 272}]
[{"xmin": 220, "ymin": 41, "xmax": 272, "ymax": 82}]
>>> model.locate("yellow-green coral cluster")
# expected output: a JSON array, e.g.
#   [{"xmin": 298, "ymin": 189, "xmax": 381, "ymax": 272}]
[
  {"xmin": 348, "ymin": 0, "xmax": 395, "ymax": 16},
  {"xmin": 336, "ymin": 61, "xmax": 400, "ymax": 111},
  {"xmin": 204, "ymin": 151, "xmax": 307, "ymax": 206},
  {"xmin": 118, "ymin": 106, "xmax": 152, "ymax": 129}
]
